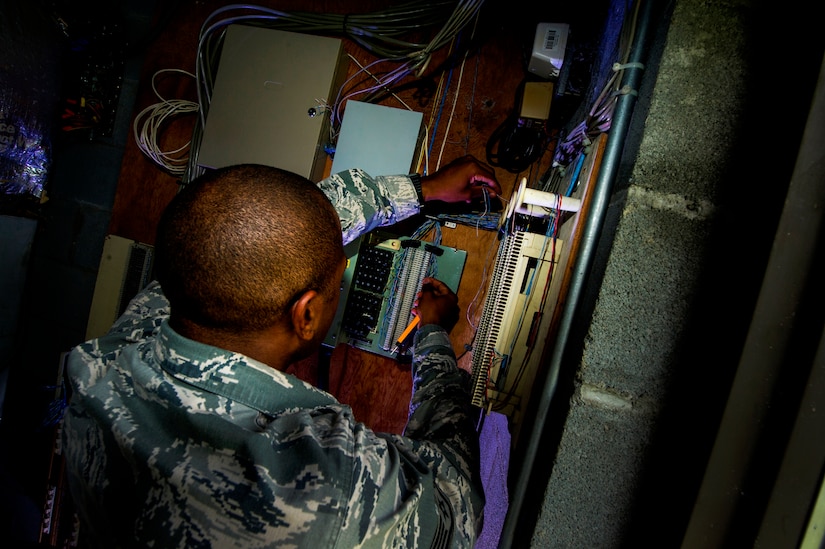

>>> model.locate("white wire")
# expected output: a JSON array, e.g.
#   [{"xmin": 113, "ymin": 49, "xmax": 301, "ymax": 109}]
[
  {"xmin": 142, "ymin": 3, "xmax": 485, "ymax": 178},
  {"xmin": 435, "ymin": 9, "xmax": 481, "ymax": 171},
  {"xmin": 332, "ymin": 57, "xmax": 414, "ymax": 129},
  {"xmin": 435, "ymin": 51, "xmax": 466, "ymax": 171},
  {"xmin": 194, "ymin": 2, "xmax": 485, "ymax": 130},
  {"xmin": 133, "ymin": 69, "xmax": 199, "ymax": 177}
]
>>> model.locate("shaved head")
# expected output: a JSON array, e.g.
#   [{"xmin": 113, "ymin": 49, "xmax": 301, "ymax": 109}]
[{"xmin": 155, "ymin": 164, "xmax": 344, "ymax": 333}]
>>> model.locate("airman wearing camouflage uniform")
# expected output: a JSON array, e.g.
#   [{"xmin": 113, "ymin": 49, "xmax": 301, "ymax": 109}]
[{"xmin": 62, "ymin": 157, "xmax": 500, "ymax": 549}]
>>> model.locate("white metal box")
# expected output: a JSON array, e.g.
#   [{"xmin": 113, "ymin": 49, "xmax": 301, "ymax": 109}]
[
  {"xmin": 197, "ymin": 26, "xmax": 348, "ymax": 182},
  {"xmin": 528, "ymin": 22, "xmax": 570, "ymax": 80}
]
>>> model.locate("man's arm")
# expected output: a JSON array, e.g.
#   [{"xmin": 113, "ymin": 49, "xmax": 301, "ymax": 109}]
[
  {"xmin": 318, "ymin": 170, "xmax": 420, "ymax": 245},
  {"xmin": 406, "ymin": 278, "xmax": 485, "ymax": 541},
  {"xmin": 405, "ymin": 278, "xmax": 480, "ymax": 483},
  {"xmin": 317, "ymin": 156, "xmax": 501, "ymax": 245},
  {"xmin": 406, "ymin": 324, "xmax": 482, "ymax": 485}
]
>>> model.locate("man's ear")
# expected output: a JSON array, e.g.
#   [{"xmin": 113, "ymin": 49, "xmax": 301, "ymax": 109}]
[{"xmin": 290, "ymin": 290, "xmax": 322, "ymax": 342}]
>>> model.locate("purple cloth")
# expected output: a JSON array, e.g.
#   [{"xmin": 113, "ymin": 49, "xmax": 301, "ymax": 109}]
[{"xmin": 475, "ymin": 411, "xmax": 510, "ymax": 549}]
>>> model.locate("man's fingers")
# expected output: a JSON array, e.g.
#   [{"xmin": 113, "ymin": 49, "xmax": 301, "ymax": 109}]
[{"xmin": 422, "ymin": 278, "xmax": 450, "ymax": 296}]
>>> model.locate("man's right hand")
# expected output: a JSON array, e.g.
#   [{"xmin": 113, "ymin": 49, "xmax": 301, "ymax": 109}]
[
  {"xmin": 412, "ymin": 277, "xmax": 460, "ymax": 333},
  {"xmin": 420, "ymin": 155, "xmax": 501, "ymax": 204}
]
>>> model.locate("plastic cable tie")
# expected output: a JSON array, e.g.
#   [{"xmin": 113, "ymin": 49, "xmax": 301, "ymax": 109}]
[
  {"xmin": 618, "ymin": 85, "xmax": 638, "ymax": 97},
  {"xmin": 612, "ymin": 61, "xmax": 645, "ymax": 72}
]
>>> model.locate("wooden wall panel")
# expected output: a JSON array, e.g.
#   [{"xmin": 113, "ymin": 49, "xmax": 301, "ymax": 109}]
[{"xmin": 111, "ymin": 1, "xmax": 548, "ymax": 434}]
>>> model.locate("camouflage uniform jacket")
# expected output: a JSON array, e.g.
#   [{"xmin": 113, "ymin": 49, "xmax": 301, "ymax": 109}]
[{"xmin": 62, "ymin": 170, "xmax": 485, "ymax": 549}]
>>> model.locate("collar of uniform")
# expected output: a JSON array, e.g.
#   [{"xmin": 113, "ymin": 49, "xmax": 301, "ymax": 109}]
[{"xmin": 155, "ymin": 321, "xmax": 337, "ymax": 415}]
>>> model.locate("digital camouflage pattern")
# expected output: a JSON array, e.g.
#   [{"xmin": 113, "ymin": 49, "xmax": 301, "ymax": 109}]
[
  {"xmin": 62, "ymin": 170, "xmax": 484, "ymax": 548},
  {"xmin": 319, "ymin": 170, "xmax": 420, "ymax": 245}
]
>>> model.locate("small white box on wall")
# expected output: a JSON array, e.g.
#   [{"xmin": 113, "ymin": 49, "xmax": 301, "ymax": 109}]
[{"xmin": 528, "ymin": 22, "xmax": 570, "ymax": 80}]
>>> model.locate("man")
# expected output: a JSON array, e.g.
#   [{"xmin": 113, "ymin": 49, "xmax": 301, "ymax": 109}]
[{"xmin": 62, "ymin": 157, "xmax": 501, "ymax": 548}]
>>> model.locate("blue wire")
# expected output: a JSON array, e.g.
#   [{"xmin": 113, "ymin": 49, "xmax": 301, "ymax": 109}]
[
  {"xmin": 564, "ymin": 152, "xmax": 586, "ymax": 196},
  {"xmin": 426, "ymin": 33, "xmax": 461, "ymax": 169},
  {"xmin": 427, "ymin": 68, "xmax": 453, "ymax": 166}
]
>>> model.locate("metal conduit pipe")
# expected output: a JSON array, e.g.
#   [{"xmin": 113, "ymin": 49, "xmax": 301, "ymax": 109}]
[{"xmin": 498, "ymin": 0, "xmax": 656, "ymax": 546}]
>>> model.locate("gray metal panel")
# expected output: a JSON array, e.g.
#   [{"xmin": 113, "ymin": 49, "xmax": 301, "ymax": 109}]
[
  {"xmin": 198, "ymin": 25, "xmax": 346, "ymax": 181},
  {"xmin": 330, "ymin": 101, "xmax": 423, "ymax": 176}
]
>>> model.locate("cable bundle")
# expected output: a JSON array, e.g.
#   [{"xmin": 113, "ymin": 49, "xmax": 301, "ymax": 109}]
[
  {"xmin": 553, "ymin": 0, "xmax": 641, "ymax": 167},
  {"xmin": 132, "ymin": 69, "xmax": 199, "ymax": 177},
  {"xmin": 486, "ymin": 113, "xmax": 550, "ymax": 174},
  {"xmin": 194, "ymin": 1, "xmax": 484, "ymax": 125},
  {"xmin": 179, "ymin": 0, "xmax": 485, "ymax": 183}
]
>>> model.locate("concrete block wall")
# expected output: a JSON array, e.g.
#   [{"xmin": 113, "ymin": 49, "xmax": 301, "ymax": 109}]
[{"xmin": 526, "ymin": 0, "xmax": 825, "ymax": 546}]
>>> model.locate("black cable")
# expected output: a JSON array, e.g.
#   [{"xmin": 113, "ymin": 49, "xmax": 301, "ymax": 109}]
[
  {"xmin": 486, "ymin": 113, "xmax": 549, "ymax": 173},
  {"xmin": 485, "ymin": 80, "xmax": 551, "ymax": 173}
]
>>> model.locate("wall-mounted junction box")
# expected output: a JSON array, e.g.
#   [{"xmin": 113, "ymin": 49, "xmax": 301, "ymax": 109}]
[{"xmin": 197, "ymin": 25, "xmax": 348, "ymax": 182}]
